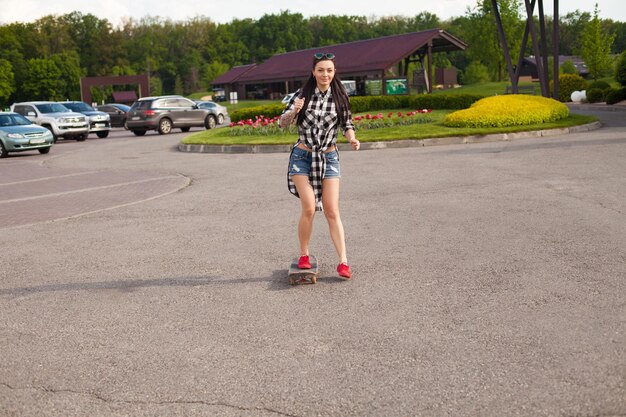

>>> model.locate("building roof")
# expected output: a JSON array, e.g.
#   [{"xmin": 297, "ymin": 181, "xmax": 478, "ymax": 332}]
[
  {"xmin": 524, "ymin": 55, "xmax": 589, "ymax": 75},
  {"xmin": 212, "ymin": 64, "xmax": 257, "ymax": 85},
  {"xmin": 216, "ymin": 29, "xmax": 466, "ymax": 85}
]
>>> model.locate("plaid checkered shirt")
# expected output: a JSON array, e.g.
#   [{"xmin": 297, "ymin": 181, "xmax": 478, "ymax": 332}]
[{"xmin": 282, "ymin": 87, "xmax": 355, "ymax": 211}]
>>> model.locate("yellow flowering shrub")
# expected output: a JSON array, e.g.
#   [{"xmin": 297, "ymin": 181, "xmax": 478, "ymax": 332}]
[{"xmin": 443, "ymin": 95, "xmax": 569, "ymax": 128}]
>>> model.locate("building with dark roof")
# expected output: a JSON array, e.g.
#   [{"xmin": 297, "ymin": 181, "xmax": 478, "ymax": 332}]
[
  {"xmin": 520, "ymin": 56, "xmax": 590, "ymax": 79},
  {"xmin": 213, "ymin": 28, "xmax": 467, "ymax": 100}
]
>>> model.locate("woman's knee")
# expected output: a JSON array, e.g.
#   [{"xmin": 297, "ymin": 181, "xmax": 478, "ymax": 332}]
[
  {"xmin": 324, "ymin": 206, "xmax": 340, "ymax": 222},
  {"xmin": 301, "ymin": 205, "xmax": 316, "ymax": 219}
]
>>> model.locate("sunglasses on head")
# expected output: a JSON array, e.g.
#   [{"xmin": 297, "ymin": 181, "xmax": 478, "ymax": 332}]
[{"xmin": 313, "ymin": 52, "xmax": 335, "ymax": 60}]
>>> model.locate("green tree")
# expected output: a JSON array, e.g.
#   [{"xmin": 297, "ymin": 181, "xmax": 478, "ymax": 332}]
[
  {"xmin": 460, "ymin": 61, "xmax": 490, "ymax": 84},
  {"xmin": 22, "ymin": 58, "xmax": 62, "ymax": 100},
  {"xmin": 0, "ymin": 59, "xmax": 15, "ymax": 106},
  {"xmin": 51, "ymin": 51, "xmax": 84, "ymax": 100},
  {"xmin": 150, "ymin": 75, "xmax": 163, "ymax": 96},
  {"xmin": 460, "ymin": 0, "xmax": 524, "ymax": 81},
  {"xmin": 561, "ymin": 60, "xmax": 578, "ymax": 74},
  {"xmin": 62, "ymin": 12, "xmax": 117, "ymax": 76},
  {"xmin": 202, "ymin": 60, "xmax": 229, "ymax": 90},
  {"xmin": 581, "ymin": 4, "xmax": 616, "ymax": 79},
  {"xmin": 615, "ymin": 51, "xmax": 626, "ymax": 87},
  {"xmin": 558, "ymin": 11, "xmax": 591, "ymax": 55},
  {"xmin": 33, "ymin": 15, "xmax": 75, "ymax": 57},
  {"xmin": 174, "ymin": 75, "xmax": 184, "ymax": 95}
]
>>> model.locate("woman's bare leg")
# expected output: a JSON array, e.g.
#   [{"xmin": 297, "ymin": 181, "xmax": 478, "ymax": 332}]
[
  {"xmin": 322, "ymin": 178, "xmax": 347, "ymax": 263},
  {"xmin": 292, "ymin": 175, "xmax": 316, "ymax": 256}
]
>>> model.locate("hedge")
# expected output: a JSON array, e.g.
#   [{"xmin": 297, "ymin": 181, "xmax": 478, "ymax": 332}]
[
  {"xmin": 443, "ymin": 95, "xmax": 569, "ymax": 128},
  {"xmin": 586, "ymin": 88, "xmax": 606, "ymax": 103},
  {"xmin": 549, "ymin": 74, "xmax": 588, "ymax": 102},
  {"xmin": 605, "ymin": 87, "xmax": 626, "ymax": 105},
  {"xmin": 230, "ymin": 94, "xmax": 484, "ymax": 122}
]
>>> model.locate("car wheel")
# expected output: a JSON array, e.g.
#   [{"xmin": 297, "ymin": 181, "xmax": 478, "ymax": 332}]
[
  {"xmin": 181, "ymin": 127, "xmax": 191, "ymax": 132},
  {"xmin": 158, "ymin": 118, "xmax": 172, "ymax": 135},
  {"xmin": 38, "ymin": 147, "xmax": 51, "ymax": 154},
  {"xmin": 123, "ymin": 120, "xmax": 128, "ymax": 130},
  {"xmin": 43, "ymin": 125, "xmax": 57, "ymax": 143},
  {"xmin": 96, "ymin": 131, "xmax": 109, "ymax": 138},
  {"xmin": 0, "ymin": 142, "xmax": 7, "ymax": 158},
  {"xmin": 132, "ymin": 130, "xmax": 147, "ymax": 136},
  {"xmin": 217, "ymin": 114, "xmax": 224, "ymax": 125},
  {"xmin": 205, "ymin": 115, "xmax": 217, "ymax": 129}
]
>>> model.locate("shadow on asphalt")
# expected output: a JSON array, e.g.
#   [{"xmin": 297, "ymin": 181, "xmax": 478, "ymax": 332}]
[{"xmin": 0, "ymin": 270, "xmax": 350, "ymax": 296}]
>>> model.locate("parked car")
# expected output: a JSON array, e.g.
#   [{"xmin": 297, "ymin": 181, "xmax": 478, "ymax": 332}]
[
  {"xmin": 61, "ymin": 101, "xmax": 111, "ymax": 138},
  {"xmin": 0, "ymin": 112, "xmax": 54, "ymax": 158},
  {"xmin": 96, "ymin": 103, "xmax": 130, "ymax": 128},
  {"xmin": 126, "ymin": 96, "xmax": 216, "ymax": 136},
  {"xmin": 10, "ymin": 101, "xmax": 88, "ymax": 142},
  {"xmin": 194, "ymin": 100, "xmax": 228, "ymax": 125}
]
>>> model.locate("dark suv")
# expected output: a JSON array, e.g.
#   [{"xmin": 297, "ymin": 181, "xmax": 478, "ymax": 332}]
[{"xmin": 126, "ymin": 96, "xmax": 216, "ymax": 136}]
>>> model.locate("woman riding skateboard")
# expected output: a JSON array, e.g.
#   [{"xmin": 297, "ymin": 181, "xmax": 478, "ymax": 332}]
[{"xmin": 280, "ymin": 52, "xmax": 360, "ymax": 279}]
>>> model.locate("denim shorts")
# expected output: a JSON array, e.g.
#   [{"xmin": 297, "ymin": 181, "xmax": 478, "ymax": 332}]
[{"xmin": 288, "ymin": 147, "xmax": 341, "ymax": 178}]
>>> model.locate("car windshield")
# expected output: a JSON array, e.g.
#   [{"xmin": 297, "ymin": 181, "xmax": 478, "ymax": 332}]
[
  {"xmin": 64, "ymin": 102, "xmax": 94, "ymax": 112},
  {"xmin": 0, "ymin": 114, "xmax": 32, "ymax": 127},
  {"xmin": 131, "ymin": 101, "xmax": 153, "ymax": 110},
  {"xmin": 111, "ymin": 104, "xmax": 130, "ymax": 112},
  {"xmin": 35, "ymin": 103, "xmax": 70, "ymax": 113}
]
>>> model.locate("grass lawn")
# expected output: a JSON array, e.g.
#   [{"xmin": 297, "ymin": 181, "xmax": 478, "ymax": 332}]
[{"xmin": 182, "ymin": 110, "xmax": 598, "ymax": 146}]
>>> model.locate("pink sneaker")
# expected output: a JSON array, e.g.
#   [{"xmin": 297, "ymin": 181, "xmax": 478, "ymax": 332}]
[
  {"xmin": 337, "ymin": 262, "xmax": 352, "ymax": 279},
  {"xmin": 298, "ymin": 255, "xmax": 311, "ymax": 269}
]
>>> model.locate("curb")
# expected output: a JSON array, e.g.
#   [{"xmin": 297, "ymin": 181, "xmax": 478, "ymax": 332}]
[
  {"xmin": 177, "ymin": 121, "xmax": 603, "ymax": 154},
  {"xmin": 566, "ymin": 103, "xmax": 626, "ymax": 112}
]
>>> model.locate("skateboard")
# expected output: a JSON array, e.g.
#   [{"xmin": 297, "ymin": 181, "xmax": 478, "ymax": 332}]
[{"xmin": 288, "ymin": 255, "xmax": 318, "ymax": 285}]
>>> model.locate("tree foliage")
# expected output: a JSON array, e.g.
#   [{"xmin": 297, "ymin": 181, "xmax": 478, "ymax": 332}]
[
  {"xmin": 0, "ymin": 7, "xmax": 623, "ymax": 104},
  {"xmin": 616, "ymin": 51, "xmax": 626, "ymax": 87},
  {"xmin": 0, "ymin": 59, "xmax": 15, "ymax": 104},
  {"xmin": 21, "ymin": 58, "xmax": 63, "ymax": 100},
  {"xmin": 581, "ymin": 4, "xmax": 616, "ymax": 79}
]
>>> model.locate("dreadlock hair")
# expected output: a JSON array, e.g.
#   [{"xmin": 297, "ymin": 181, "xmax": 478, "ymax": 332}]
[{"xmin": 296, "ymin": 58, "xmax": 352, "ymax": 127}]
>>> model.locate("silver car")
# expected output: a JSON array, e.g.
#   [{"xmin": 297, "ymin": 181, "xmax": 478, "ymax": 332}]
[
  {"xmin": 194, "ymin": 101, "xmax": 229, "ymax": 125},
  {"xmin": 62, "ymin": 101, "xmax": 112, "ymax": 138},
  {"xmin": 0, "ymin": 112, "xmax": 54, "ymax": 158}
]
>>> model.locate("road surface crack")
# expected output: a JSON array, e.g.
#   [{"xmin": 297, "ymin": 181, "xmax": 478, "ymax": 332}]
[{"xmin": 1, "ymin": 382, "xmax": 299, "ymax": 416}]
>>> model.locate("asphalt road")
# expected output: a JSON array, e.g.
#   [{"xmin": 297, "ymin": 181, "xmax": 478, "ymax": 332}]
[{"xmin": 1, "ymin": 111, "xmax": 625, "ymax": 417}]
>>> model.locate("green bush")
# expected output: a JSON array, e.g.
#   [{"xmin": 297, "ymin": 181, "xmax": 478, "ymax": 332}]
[
  {"xmin": 586, "ymin": 88, "xmax": 605, "ymax": 103},
  {"xmin": 605, "ymin": 87, "xmax": 626, "ymax": 105},
  {"xmin": 561, "ymin": 60, "xmax": 578, "ymax": 75},
  {"xmin": 550, "ymin": 73, "xmax": 588, "ymax": 102},
  {"xmin": 616, "ymin": 51, "xmax": 626, "ymax": 87},
  {"xmin": 587, "ymin": 80, "xmax": 611, "ymax": 90},
  {"xmin": 460, "ymin": 61, "xmax": 490, "ymax": 84},
  {"xmin": 230, "ymin": 103, "xmax": 284, "ymax": 123},
  {"xmin": 443, "ymin": 95, "xmax": 569, "ymax": 128}
]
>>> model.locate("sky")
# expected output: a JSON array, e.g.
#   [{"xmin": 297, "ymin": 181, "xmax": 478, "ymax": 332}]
[{"xmin": 0, "ymin": 0, "xmax": 624, "ymax": 26}]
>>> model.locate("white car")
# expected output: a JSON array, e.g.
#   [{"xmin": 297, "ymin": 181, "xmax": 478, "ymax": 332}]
[{"xmin": 10, "ymin": 101, "xmax": 88, "ymax": 142}]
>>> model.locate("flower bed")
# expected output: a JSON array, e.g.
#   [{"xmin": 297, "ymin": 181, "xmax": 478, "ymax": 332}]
[
  {"xmin": 443, "ymin": 95, "xmax": 569, "ymax": 128},
  {"xmin": 227, "ymin": 110, "xmax": 433, "ymax": 136}
]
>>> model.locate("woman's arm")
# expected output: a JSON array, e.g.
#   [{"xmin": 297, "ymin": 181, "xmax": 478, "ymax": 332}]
[
  {"xmin": 279, "ymin": 96, "xmax": 305, "ymax": 128},
  {"xmin": 343, "ymin": 128, "xmax": 360, "ymax": 150}
]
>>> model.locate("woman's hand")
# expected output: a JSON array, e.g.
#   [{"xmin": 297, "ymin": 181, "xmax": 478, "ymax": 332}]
[
  {"xmin": 294, "ymin": 97, "xmax": 305, "ymax": 113},
  {"xmin": 350, "ymin": 138, "xmax": 360, "ymax": 151}
]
